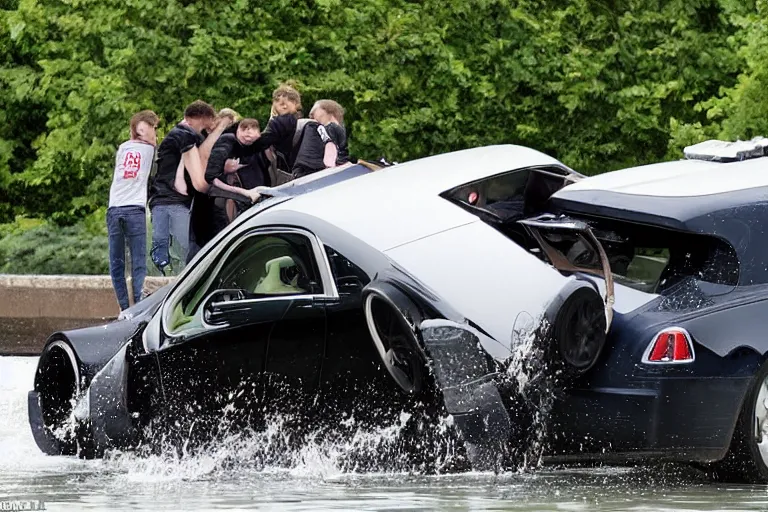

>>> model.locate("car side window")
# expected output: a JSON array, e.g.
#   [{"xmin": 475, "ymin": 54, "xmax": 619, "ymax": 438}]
[
  {"xmin": 168, "ymin": 232, "xmax": 323, "ymax": 333},
  {"xmin": 212, "ymin": 234, "xmax": 322, "ymax": 295},
  {"xmin": 324, "ymin": 245, "xmax": 370, "ymax": 293}
]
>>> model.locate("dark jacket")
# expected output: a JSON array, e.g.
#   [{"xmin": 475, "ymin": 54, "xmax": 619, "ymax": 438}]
[
  {"xmin": 149, "ymin": 123, "xmax": 203, "ymax": 209},
  {"xmin": 205, "ymin": 133, "xmax": 270, "ymax": 189}
]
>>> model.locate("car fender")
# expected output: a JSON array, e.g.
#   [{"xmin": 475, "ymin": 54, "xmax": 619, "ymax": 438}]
[
  {"xmin": 680, "ymin": 298, "xmax": 768, "ymax": 359},
  {"xmin": 362, "ymin": 281, "xmax": 425, "ymax": 344},
  {"xmin": 37, "ymin": 319, "xmax": 146, "ymax": 391},
  {"xmin": 84, "ymin": 343, "xmax": 140, "ymax": 456},
  {"xmin": 30, "ymin": 319, "xmax": 150, "ymax": 456},
  {"xmin": 542, "ymin": 276, "xmax": 600, "ymax": 324}
]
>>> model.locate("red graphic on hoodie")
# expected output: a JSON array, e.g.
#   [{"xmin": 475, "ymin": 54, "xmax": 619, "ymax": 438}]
[{"xmin": 122, "ymin": 151, "xmax": 142, "ymax": 179}]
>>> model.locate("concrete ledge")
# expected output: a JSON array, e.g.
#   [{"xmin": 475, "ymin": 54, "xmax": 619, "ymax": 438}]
[{"xmin": 0, "ymin": 274, "xmax": 175, "ymax": 355}]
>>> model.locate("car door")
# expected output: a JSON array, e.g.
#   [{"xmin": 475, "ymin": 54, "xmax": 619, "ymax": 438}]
[
  {"xmin": 154, "ymin": 228, "xmax": 333, "ymax": 446},
  {"xmin": 318, "ymin": 246, "xmax": 373, "ymax": 383},
  {"xmin": 313, "ymin": 244, "xmax": 411, "ymax": 424},
  {"xmin": 519, "ymin": 214, "xmax": 615, "ymax": 330}
]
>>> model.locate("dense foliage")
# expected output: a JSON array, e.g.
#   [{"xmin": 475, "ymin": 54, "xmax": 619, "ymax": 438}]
[
  {"xmin": 0, "ymin": 0, "xmax": 766, "ymax": 273},
  {"xmin": 0, "ymin": 215, "xmax": 109, "ymax": 274}
]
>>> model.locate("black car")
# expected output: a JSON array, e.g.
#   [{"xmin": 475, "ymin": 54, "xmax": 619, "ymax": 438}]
[{"xmin": 29, "ymin": 142, "xmax": 768, "ymax": 482}]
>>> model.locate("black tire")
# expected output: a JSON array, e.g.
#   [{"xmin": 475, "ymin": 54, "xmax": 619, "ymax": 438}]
[
  {"xmin": 363, "ymin": 285, "xmax": 428, "ymax": 395},
  {"xmin": 36, "ymin": 338, "xmax": 95, "ymax": 457},
  {"xmin": 36, "ymin": 340, "xmax": 81, "ymax": 455},
  {"xmin": 710, "ymin": 359, "xmax": 768, "ymax": 483},
  {"xmin": 550, "ymin": 286, "xmax": 607, "ymax": 375}
]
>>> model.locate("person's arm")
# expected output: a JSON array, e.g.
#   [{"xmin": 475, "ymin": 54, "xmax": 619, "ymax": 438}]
[
  {"xmin": 211, "ymin": 178, "xmax": 262, "ymax": 203},
  {"xmin": 317, "ymin": 124, "xmax": 337, "ymax": 168},
  {"xmin": 205, "ymin": 136, "xmax": 235, "ymax": 185},
  {"xmin": 198, "ymin": 119, "xmax": 230, "ymax": 170},
  {"xmin": 224, "ymin": 159, "xmax": 246, "ymax": 174},
  {"xmin": 183, "ymin": 146, "xmax": 209, "ymax": 193},
  {"xmin": 323, "ymin": 143, "xmax": 338, "ymax": 169},
  {"xmin": 241, "ymin": 116, "xmax": 290, "ymax": 156}
]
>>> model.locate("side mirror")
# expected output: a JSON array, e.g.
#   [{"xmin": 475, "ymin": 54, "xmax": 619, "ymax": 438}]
[{"xmin": 202, "ymin": 289, "xmax": 248, "ymax": 325}]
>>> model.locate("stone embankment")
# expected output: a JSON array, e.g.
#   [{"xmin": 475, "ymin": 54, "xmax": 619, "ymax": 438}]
[{"xmin": 0, "ymin": 275, "xmax": 174, "ymax": 355}]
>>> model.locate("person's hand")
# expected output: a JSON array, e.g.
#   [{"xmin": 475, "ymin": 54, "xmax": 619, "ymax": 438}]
[
  {"xmin": 216, "ymin": 115, "xmax": 234, "ymax": 131},
  {"xmin": 224, "ymin": 158, "xmax": 245, "ymax": 174},
  {"xmin": 246, "ymin": 188, "xmax": 262, "ymax": 203}
]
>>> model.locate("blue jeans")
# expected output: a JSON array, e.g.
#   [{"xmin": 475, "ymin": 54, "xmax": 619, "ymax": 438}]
[
  {"xmin": 150, "ymin": 203, "xmax": 190, "ymax": 272},
  {"xmin": 107, "ymin": 206, "xmax": 147, "ymax": 311}
]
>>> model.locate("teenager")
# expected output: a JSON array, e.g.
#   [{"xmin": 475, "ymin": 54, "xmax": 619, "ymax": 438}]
[
  {"xmin": 309, "ymin": 99, "xmax": 350, "ymax": 166},
  {"xmin": 245, "ymin": 84, "xmax": 302, "ymax": 185},
  {"xmin": 289, "ymin": 99, "xmax": 351, "ymax": 178},
  {"xmin": 107, "ymin": 110, "xmax": 159, "ymax": 310},
  {"xmin": 198, "ymin": 118, "xmax": 266, "ymax": 244},
  {"xmin": 148, "ymin": 100, "xmax": 223, "ymax": 274},
  {"xmin": 184, "ymin": 108, "xmax": 235, "ymax": 263}
]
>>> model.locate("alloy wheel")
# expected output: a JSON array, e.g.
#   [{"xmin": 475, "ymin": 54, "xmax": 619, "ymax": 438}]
[{"xmin": 365, "ymin": 294, "xmax": 424, "ymax": 394}]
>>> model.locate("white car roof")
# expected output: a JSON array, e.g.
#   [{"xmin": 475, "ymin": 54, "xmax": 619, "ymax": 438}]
[
  {"xmin": 268, "ymin": 144, "xmax": 564, "ymax": 251},
  {"xmin": 563, "ymin": 156, "xmax": 768, "ymax": 197}
]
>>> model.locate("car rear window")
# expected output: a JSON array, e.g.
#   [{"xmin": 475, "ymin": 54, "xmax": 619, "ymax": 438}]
[
  {"xmin": 441, "ymin": 166, "xmax": 574, "ymax": 222},
  {"xmin": 559, "ymin": 217, "xmax": 739, "ymax": 296},
  {"xmin": 614, "ymin": 248, "xmax": 670, "ymax": 291},
  {"xmin": 531, "ymin": 228, "xmax": 671, "ymax": 293}
]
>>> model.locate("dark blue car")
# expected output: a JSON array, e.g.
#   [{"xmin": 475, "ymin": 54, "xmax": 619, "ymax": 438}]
[{"xmin": 539, "ymin": 147, "xmax": 768, "ymax": 482}]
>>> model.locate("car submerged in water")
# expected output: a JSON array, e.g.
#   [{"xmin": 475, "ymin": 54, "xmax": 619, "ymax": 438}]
[{"xmin": 28, "ymin": 141, "xmax": 768, "ymax": 482}]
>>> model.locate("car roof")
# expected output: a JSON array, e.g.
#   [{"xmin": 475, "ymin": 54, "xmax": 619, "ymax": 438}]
[
  {"xmin": 551, "ymin": 156, "xmax": 768, "ymax": 231},
  {"xmin": 560, "ymin": 156, "xmax": 768, "ymax": 197},
  {"xmin": 265, "ymin": 144, "xmax": 565, "ymax": 252}
]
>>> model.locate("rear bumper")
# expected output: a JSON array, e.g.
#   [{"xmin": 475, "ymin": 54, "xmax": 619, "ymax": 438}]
[{"xmin": 548, "ymin": 376, "xmax": 751, "ymax": 462}]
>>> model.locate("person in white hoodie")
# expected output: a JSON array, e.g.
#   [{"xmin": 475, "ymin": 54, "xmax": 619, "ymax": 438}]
[{"xmin": 107, "ymin": 110, "xmax": 159, "ymax": 311}]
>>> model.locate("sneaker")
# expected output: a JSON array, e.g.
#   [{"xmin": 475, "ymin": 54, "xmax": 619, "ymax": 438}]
[
  {"xmin": 154, "ymin": 260, "xmax": 169, "ymax": 276},
  {"xmin": 118, "ymin": 310, "xmax": 134, "ymax": 321}
]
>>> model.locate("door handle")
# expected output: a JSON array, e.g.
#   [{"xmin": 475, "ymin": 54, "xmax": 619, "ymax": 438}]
[{"xmin": 312, "ymin": 296, "xmax": 338, "ymax": 305}]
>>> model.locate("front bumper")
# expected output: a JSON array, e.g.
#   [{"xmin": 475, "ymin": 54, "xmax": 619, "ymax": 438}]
[{"xmin": 28, "ymin": 390, "xmax": 62, "ymax": 456}]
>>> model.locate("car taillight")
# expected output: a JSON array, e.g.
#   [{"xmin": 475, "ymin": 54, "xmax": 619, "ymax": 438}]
[{"xmin": 642, "ymin": 327, "xmax": 695, "ymax": 364}]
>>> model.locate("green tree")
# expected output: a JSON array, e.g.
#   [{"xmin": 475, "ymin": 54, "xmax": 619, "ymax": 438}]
[
  {"xmin": 669, "ymin": 0, "xmax": 768, "ymax": 153},
  {"xmin": 0, "ymin": 0, "xmax": 760, "ymax": 274}
]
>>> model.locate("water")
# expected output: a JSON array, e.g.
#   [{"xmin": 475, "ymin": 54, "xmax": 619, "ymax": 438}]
[{"xmin": 3, "ymin": 356, "xmax": 768, "ymax": 511}]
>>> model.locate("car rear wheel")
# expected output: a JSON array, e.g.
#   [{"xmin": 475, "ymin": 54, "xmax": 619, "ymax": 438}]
[
  {"xmin": 710, "ymin": 359, "xmax": 768, "ymax": 483},
  {"xmin": 550, "ymin": 286, "xmax": 607, "ymax": 375}
]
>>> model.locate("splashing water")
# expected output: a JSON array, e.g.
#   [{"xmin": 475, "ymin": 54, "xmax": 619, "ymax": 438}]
[
  {"xmin": 7, "ymin": 356, "xmax": 768, "ymax": 511},
  {"xmin": 502, "ymin": 312, "xmax": 561, "ymax": 471},
  {"xmin": 93, "ymin": 312, "xmax": 561, "ymax": 480},
  {"xmin": 12, "ymin": 311, "xmax": 569, "ymax": 486},
  {"xmin": 101, "ymin": 409, "xmax": 464, "ymax": 482}
]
